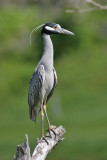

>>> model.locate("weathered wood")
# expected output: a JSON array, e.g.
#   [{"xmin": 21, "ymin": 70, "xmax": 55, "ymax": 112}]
[
  {"xmin": 14, "ymin": 134, "xmax": 31, "ymax": 160},
  {"xmin": 14, "ymin": 125, "xmax": 66, "ymax": 160}
]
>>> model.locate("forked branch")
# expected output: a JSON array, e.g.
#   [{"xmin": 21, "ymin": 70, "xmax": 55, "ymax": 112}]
[{"xmin": 14, "ymin": 125, "xmax": 66, "ymax": 160}]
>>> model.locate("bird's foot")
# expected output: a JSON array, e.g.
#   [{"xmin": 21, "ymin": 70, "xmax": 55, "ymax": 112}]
[
  {"xmin": 47, "ymin": 125, "xmax": 57, "ymax": 138},
  {"xmin": 40, "ymin": 136, "xmax": 49, "ymax": 145}
]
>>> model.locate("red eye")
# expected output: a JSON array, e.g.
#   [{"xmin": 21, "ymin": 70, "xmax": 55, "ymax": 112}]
[{"xmin": 54, "ymin": 26, "xmax": 57, "ymax": 29}]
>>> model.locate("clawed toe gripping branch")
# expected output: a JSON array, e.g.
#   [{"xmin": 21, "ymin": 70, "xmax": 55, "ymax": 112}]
[{"xmin": 14, "ymin": 125, "xmax": 66, "ymax": 160}]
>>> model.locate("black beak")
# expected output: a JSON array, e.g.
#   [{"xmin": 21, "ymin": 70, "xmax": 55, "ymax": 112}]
[{"xmin": 59, "ymin": 28, "xmax": 74, "ymax": 35}]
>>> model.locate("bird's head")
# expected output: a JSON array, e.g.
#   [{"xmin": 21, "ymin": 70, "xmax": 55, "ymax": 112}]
[
  {"xmin": 41, "ymin": 22, "xmax": 74, "ymax": 36},
  {"xmin": 30, "ymin": 22, "xmax": 74, "ymax": 45}
]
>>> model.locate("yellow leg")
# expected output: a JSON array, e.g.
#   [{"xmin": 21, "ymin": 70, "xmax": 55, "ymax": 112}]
[
  {"xmin": 43, "ymin": 103, "xmax": 56, "ymax": 137},
  {"xmin": 41, "ymin": 103, "xmax": 44, "ymax": 138},
  {"xmin": 43, "ymin": 104, "xmax": 51, "ymax": 128}
]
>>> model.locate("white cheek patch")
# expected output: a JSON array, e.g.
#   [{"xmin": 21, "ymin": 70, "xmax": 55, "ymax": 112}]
[
  {"xmin": 45, "ymin": 26, "xmax": 55, "ymax": 31},
  {"xmin": 57, "ymin": 24, "xmax": 61, "ymax": 28}
]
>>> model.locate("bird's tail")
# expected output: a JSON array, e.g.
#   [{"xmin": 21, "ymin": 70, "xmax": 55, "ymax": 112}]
[{"xmin": 30, "ymin": 110, "xmax": 37, "ymax": 123}]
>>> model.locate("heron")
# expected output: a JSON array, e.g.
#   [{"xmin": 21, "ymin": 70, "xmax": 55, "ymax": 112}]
[{"xmin": 28, "ymin": 22, "xmax": 74, "ymax": 139}]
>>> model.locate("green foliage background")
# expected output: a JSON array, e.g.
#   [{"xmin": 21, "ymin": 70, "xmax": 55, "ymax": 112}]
[{"xmin": 0, "ymin": 1, "xmax": 107, "ymax": 160}]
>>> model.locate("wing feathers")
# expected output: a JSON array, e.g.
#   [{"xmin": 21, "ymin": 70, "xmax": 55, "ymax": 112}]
[{"xmin": 28, "ymin": 65, "xmax": 45, "ymax": 120}]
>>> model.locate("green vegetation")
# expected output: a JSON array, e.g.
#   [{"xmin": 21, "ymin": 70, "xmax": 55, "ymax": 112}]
[{"xmin": 0, "ymin": 5, "xmax": 107, "ymax": 160}]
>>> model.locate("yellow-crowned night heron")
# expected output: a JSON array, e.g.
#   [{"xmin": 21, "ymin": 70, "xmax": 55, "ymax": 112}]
[{"xmin": 28, "ymin": 22, "xmax": 74, "ymax": 138}]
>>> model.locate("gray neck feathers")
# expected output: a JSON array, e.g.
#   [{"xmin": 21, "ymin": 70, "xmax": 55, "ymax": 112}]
[{"xmin": 39, "ymin": 33, "xmax": 54, "ymax": 68}]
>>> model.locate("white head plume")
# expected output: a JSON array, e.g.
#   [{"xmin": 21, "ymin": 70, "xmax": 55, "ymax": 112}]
[{"xmin": 30, "ymin": 24, "xmax": 44, "ymax": 46}]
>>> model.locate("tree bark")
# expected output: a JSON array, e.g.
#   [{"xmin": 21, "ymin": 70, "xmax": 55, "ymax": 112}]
[{"xmin": 14, "ymin": 125, "xmax": 66, "ymax": 160}]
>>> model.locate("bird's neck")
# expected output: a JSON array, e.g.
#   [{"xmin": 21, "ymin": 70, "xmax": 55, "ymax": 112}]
[{"xmin": 39, "ymin": 33, "xmax": 54, "ymax": 67}]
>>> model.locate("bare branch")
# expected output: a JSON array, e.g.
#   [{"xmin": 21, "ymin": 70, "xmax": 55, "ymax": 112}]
[
  {"xmin": 86, "ymin": 0, "xmax": 107, "ymax": 10},
  {"xmin": 66, "ymin": 7, "xmax": 97, "ymax": 13},
  {"xmin": 14, "ymin": 134, "xmax": 31, "ymax": 160},
  {"xmin": 66, "ymin": 0, "xmax": 107, "ymax": 13},
  {"xmin": 14, "ymin": 125, "xmax": 66, "ymax": 160}
]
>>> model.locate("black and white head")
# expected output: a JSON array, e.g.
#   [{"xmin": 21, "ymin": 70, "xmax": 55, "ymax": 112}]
[
  {"xmin": 30, "ymin": 22, "xmax": 74, "ymax": 45},
  {"xmin": 41, "ymin": 22, "xmax": 74, "ymax": 35}
]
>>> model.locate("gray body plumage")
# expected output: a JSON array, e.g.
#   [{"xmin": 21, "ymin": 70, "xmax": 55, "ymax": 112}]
[
  {"xmin": 28, "ymin": 33, "xmax": 57, "ymax": 122},
  {"xmin": 28, "ymin": 23, "xmax": 74, "ymax": 124}
]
